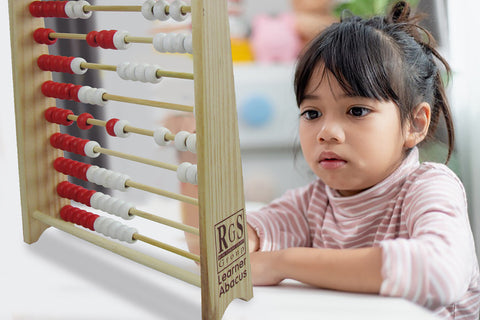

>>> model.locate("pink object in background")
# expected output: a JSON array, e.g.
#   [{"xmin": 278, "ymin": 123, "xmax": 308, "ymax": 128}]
[{"xmin": 250, "ymin": 13, "xmax": 302, "ymax": 63}]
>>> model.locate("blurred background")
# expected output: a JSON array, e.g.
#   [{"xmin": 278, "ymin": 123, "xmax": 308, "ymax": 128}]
[{"xmin": 1, "ymin": 0, "xmax": 479, "ymax": 319}]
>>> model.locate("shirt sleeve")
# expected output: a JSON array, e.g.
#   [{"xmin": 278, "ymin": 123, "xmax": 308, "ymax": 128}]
[
  {"xmin": 379, "ymin": 164, "xmax": 477, "ymax": 309},
  {"xmin": 246, "ymin": 181, "xmax": 319, "ymax": 251}
]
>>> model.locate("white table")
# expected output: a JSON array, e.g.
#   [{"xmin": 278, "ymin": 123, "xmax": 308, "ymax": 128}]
[{"xmin": 1, "ymin": 193, "xmax": 438, "ymax": 320}]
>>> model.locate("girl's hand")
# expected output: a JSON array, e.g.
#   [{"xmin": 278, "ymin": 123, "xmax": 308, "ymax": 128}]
[{"xmin": 249, "ymin": 250, "xmax": 285, "ymax": 286}]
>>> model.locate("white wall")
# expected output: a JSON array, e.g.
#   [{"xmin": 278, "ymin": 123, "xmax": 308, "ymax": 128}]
[{"xmin": 447, "ymin": 0, "xmax": 480, "ymax": 254}]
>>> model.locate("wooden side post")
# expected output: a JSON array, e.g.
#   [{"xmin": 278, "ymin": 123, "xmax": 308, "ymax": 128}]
[
  {"xmin": 192, "ymin": 0, "xmax": 254, "ymax": 319},
  {"xmin": 8, "ymin": 0, "xmax": 67, "ymax": 244}
]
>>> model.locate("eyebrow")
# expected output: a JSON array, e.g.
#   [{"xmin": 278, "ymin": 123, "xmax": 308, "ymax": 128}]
[{"xmin": 302, "ymin": 93, "xmax": 351, "ymax": 101}]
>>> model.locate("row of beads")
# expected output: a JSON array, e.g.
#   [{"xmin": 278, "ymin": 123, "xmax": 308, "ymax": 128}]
[
  {"xmin": 86, "ymin": 30, "xmax": 130, "ymax": 50},
  {"xmin": 42, "ymin": 81, "xmax": 107, "ymax": 106},
  {"xmin": 57, "ymin": 181, "xmax": 95, "ymax": 207},
  {"xmin": 154, "ymin": 127, "xmax": 196, "ymax": 153},
  {"xmin": 34, "ymin": 28, "xmax": 130, "ymax": 51},
  {"xmin": 45, "ymin": 107, "xmax": 130, "ymax": 137},
  {"xmin": 50, "ymin": 132, "xmax": 100, "ymax": 158},
  {"xmin": 37, "ymin": 54, "xmax": 87, "ymax": 75},
  {"xmin": 34, "ymin": 28, "xmax": 192, "ymax": 54},
  {"xmin": 54, "ymin": 157, "xmax": 131, "ymax": 192},
  {"xmin": 60, "ymin": 205, "xmax": 137, "ymax": 243},
  {"xmin": 45, "ymin": 107, "xmax": 93, "ymax": 130},
  {"xmin": 41, "ymin": 81, "xmax": 82, "ymax": 102},
  {"xmin": 87, "ymin": 166, "xmax": 130, "ymax": 191},
  {"xmin": 142, "ymin": 0, "xmax": 189, "ymax": 22},
  {"xmin": 30, "ymin": 0, "xmax": 190, "ymax": 23},
  {"xmin": 57, "ymin": 181, "xmax": 134, "ymax": 220},
  {"xmin": 45, "ymin": 107, "xmax": 74, "ymax": 126},
  {"xmin": 54, "ymin": 157, "xmax": 91, "ymax": 181},
  {"xmin": 153, "ymin": 33, "xmax": 192, "ymax": 54},
  {"xmin": 117, "ymin": 62, "xmax": 163, "ymax": 83},
  {"xmin": 29, "ymin": 1, "xmax": 92, "ymax": 19}
]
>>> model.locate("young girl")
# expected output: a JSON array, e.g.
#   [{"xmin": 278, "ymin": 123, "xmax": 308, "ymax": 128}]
[{"xmin": 245, "ymin": 1, "xmax": 480, "ymax": 319}]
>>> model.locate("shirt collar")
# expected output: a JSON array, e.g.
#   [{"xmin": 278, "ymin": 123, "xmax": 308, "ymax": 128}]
[{"xmin": 325, "ymin": 148, "xmax": 420, "ymax": 212}]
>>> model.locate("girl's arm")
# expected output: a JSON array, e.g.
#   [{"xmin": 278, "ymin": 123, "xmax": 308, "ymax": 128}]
[{"xmin": 249, "ymin": 246, "xmax": 383, "ymax": 293}]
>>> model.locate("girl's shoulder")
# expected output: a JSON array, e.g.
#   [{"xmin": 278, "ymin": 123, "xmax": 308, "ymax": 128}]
[
  {"xmin": 403, "ymin": 161, "xmax": 467, "ymax": 205},
  {"xmin": 409, "ymin": 161, "xmax": 464, "ymax": 187}
]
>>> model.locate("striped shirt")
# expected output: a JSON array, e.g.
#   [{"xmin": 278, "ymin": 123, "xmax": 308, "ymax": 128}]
[{"xmin": 247, "ymin": 148, "xmax": 480, "ymax": 319}]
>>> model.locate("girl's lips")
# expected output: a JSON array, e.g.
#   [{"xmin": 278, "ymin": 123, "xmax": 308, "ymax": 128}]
[
  {"xmin": 319, "ymin": 159, "xmax": 347, "ymax": 169},
  {"xmin": 318, "ymin": 151, "xmax": 347, "ymax": 169}
]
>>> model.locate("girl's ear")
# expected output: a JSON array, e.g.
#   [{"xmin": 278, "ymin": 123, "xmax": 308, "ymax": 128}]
[{"xmin": 404, "ymin": 102, "xmax": 431, "ymax": 149}]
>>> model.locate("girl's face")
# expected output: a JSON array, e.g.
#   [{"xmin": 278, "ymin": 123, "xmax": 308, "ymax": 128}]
[{"xmin": 299, "ymin": 67, "xmax": 410, "ymax": 196}]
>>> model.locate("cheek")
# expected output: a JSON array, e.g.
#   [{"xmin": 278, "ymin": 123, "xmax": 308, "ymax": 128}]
[{"xmin": 298, "ymin": 124, "xmax": 316, "ymax": 159}]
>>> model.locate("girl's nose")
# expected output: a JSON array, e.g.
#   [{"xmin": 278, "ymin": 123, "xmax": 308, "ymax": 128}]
[{"xmin": 317, "ymin": 120, "xmax": 345, "ymax": 143}]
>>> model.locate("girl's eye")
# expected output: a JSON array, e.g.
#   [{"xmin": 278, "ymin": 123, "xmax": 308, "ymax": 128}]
[
  {"xmin": 300, "ymin": 109, "xmax": 321, "ymax": 120},
  {"xmin": 348, "ymin": 106, "xmax": 371, "ymax": 117}
]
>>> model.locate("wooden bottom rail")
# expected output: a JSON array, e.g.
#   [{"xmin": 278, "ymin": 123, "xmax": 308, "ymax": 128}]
[{"xmin": 32, "ymin": 210, "xmax": 201, "ymax": 287}]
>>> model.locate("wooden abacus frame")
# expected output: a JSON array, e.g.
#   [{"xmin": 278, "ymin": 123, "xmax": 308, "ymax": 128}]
[{"xmin": 8, "ymin": 1, "xmax": 253, "ymax": 319}]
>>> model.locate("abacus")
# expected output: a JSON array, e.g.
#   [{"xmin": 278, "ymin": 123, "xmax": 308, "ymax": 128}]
[{"xmin": 8, "ymin": 1, "xmax": 253, "ymax": 319}]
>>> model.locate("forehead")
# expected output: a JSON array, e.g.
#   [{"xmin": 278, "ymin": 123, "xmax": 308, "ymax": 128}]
[{"xmin": 304, "ymin": 63, "xmax": 349, "ymax": 98}]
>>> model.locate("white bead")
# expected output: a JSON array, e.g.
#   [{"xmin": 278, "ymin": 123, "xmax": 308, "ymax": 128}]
[
  {"xmin": 169, "ymin": 0, "xmax": 188, "ymax": 22},
  {"xmin": 134, "ymin": 64, "xmax": 148, "ymax": 82},
  {"xmin": 77, "ymin": 86, "xmax": 107, "ymax": 106},
  {"xmin": 70, "ymin": 57, "xmax": 87, "ymax": 75},
  {"xmin": 94, "ymin": 216, "xmax": 137, "ymax": 243},
  {"xmin": 92, "ymin": 88, "xmax": 107, "ymax": 106},
  {"xmin": 113, "ymin": 120, "xmax": 130, "ymax": 138},
  {"xmin": 186, "ymin": 133, "xmax": 196, "ymax": 153},
  {"xmin": 86, "ymin": 166, "xmax": 129, "ymax": 191},
  {"xmin": 152, "ymin": 33, "xmax": 166, "ymax": 52},
  {"xmin": 116, "ymin": 62, "xmax": 130, "ymax": 80},
  {"xmin": 85, "ymin": 87, "xmax": 97, "ymax": 104},
  {"xmin": 141, "ymin": 0, "xmax": 156, "ymax": 20},
  {"xmin": 153, "ymin": 0, "xmax": 169, "ymax": 21},
  {"xmin": 176, "ymin": 162, "xmax": 191, "ymax": 183},
  {"xmin": 183, "ymin": 33, "xmax": 193, "ymax": 54},
  {"xmin": 77, "ymin": 85, "xmax": 92, "ymax": 104},
  {"xmin": 65, "ymin": 2, "xmax": 76, "ymax": 19},
  {"xmin": 84, "ymin": 140, "xmax": 100, "ymax": 158},
  {"xmin": 186, "ymin": 164, "xmax": 197, "ymax": 185},
  {"xmin": 153, "ymin": 127, "xmax": 172, "ymax": 146},
  {"xmin": 90, "ymin": 192, "xmax": 134, "ymax": 220},
  {"xmin": 73, "ymin": 1, "xmax": 92, "ymax": 19},
  {"xmin": 113, "ymin": 30, "xmax": 130, "ymax": 50},
  {"xmin": 174, "ymin": 33, "xmax": 187, "ymax": 53},
  {"xmin": 163, "ymin": 34, "xmax": 176, "ymax": 52},
  {"xmin": 145, "ymin": 65, "xmax": 162, "ymax": 83},
  {"xmin": 125, "ymin": 63, "xmax": 136, "ymax": 81},
  {"xmin": 118, "ymin": 202, "xmax": 134, "ymax": 220},
  {"xmin": 174, "ymin": 131, "xmax": 190, "ymax": 151}
]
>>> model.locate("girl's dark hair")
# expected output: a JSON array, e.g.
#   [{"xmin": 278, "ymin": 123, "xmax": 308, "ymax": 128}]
[{"xmin": 294, "ymin": 1, "xmax": 454, "ymax": 162}]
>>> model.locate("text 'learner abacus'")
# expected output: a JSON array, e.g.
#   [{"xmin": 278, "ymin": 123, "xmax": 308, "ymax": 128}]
[{"xmin": 8, "ymin": 1, "xmax": 253, "ymax": 319}]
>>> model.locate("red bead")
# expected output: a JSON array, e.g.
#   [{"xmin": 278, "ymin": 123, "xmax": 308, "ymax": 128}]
[
  {"xmin": 29, "ymin": 2, "xmax": 42, "ymax": 17},
  {"xmin": 33, "ymin": 28, "xmax": 57, "ymax": 45},
  {"xmin": 46, "ymin": 107, "xmax": 74, "ymax": 126},
  {"xmin": 106, "ymin": 118, "xmax": 119, "ymax": 136},
  {"xmin": 60, "ymin": 205, "xmax": 99, "ymax": 231},
  {"xmin": 29, "ymin": 1, "xmax": 69, "ymax": 18},
  {"xmin": 95, "ymin": 30, "xmax": 117, "ymax": 50},
  {"xmin": 53, "ymin": 157, "xmax": 92, "ymax": 181},
  {"xmin": 86, "ymin": 31, "xmax": 99, "ymax": 47},
  {"xmin": 77, "ymin": 113, "xmax": 94, "ymax": 130},
  {"xmin": 70, "ymin": 85, "xmax": 82, "ymax": 102}
]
